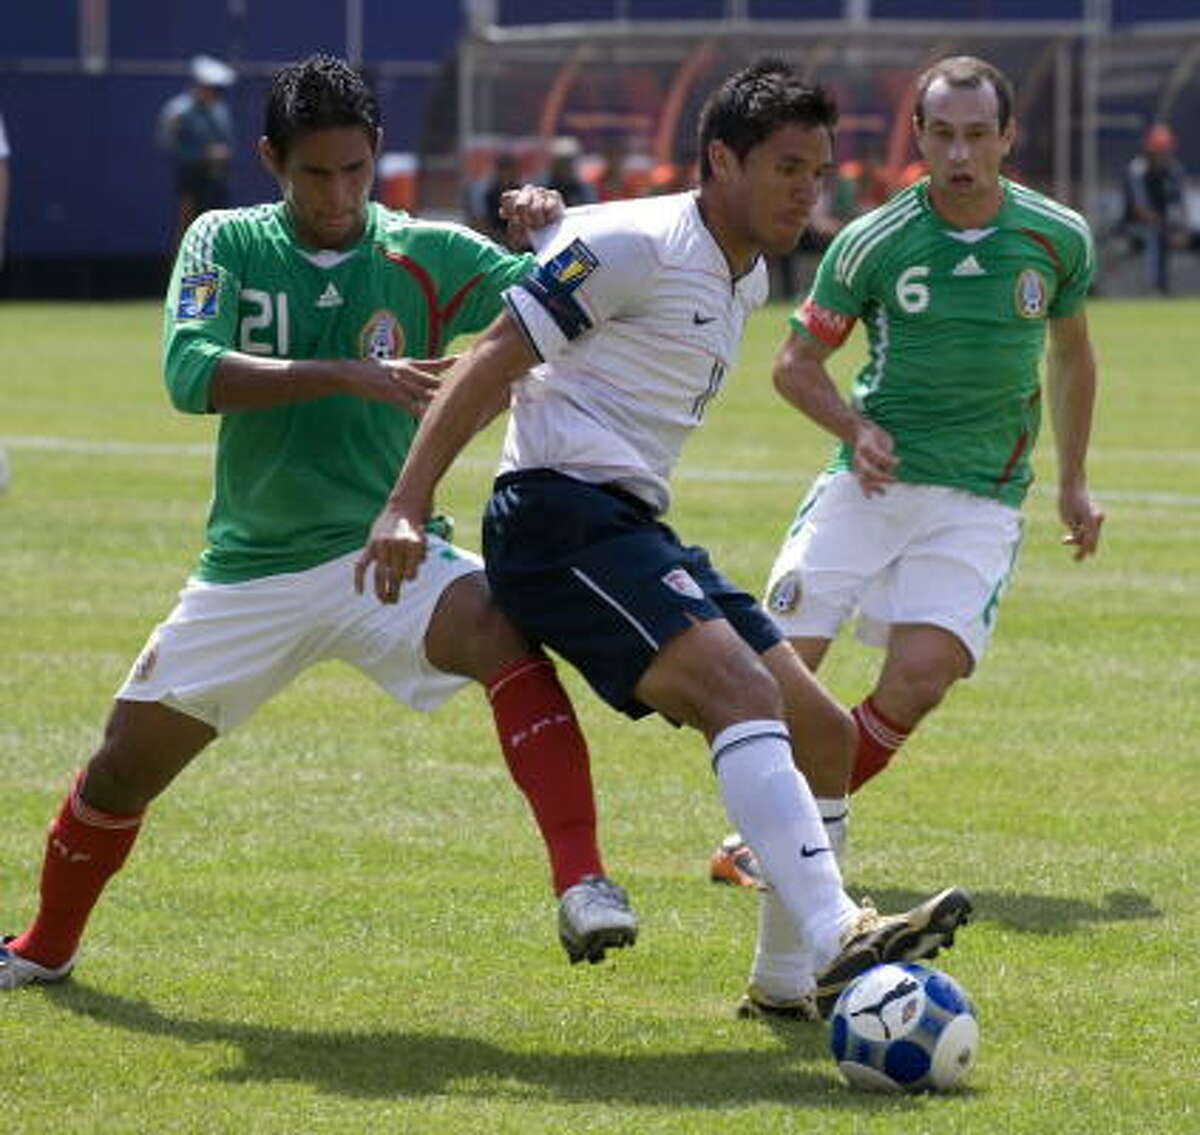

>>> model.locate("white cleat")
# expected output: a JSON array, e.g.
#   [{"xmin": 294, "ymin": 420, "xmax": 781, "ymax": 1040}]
[
  {"xmin": 0, "ymin": 936, "xmax": 77, "ymax": 990},
  {"xmin": 557, "ymin": 875, "xmax": 638, "ymax": 964}
]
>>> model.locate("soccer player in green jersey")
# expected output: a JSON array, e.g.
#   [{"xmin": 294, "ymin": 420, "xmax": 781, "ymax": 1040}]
[
  {"xmin": 714, "ymin": 57, "xmax": 1105, "ymax": 909},
  {"xmin": 1, "ymin": 55, "xmax": 636, "ymax": 992}
]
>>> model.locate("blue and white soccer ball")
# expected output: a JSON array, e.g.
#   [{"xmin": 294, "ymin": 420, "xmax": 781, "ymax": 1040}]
[{"xmin": 830, "ymin": 962, "xmax": 979, "ymax": 1093}]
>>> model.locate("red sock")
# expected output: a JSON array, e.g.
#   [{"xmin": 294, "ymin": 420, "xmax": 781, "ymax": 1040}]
[
  {"xmin": 849, "ymin": 696, "xmax": 911, "ymax": 794},
  {"xmin": 486, "ymin": 656, "xmax": 604, "ymax": 895},
  {"xmin": 9, "ymin": 773, "xmax": 144, "ymax": 968}
]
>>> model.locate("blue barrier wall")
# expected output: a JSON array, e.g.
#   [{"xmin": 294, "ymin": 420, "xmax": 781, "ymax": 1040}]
[
  {"xmin": 0, "ymin": 2, "xmax": 462, "ymax": 264},
  {"xmin": 0, "ymin": 1, "xmax": 1193, "ymax": 274}
]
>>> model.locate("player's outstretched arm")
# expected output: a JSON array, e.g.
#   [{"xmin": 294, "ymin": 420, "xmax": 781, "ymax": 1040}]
[
  {"xmin": 354, "ymin": 310, "xmax": 538, "ymax": 603},
  {"xmin": 773, "ymin": 328, "xmax": 896, "ymax": 495},
  {"xmin": 1046, "ymin": 310, "xmax": 1104, "ymax": 560},
  {"xmin": 206, "ymin": 352, "xmax": 453, "ymax": 413}
]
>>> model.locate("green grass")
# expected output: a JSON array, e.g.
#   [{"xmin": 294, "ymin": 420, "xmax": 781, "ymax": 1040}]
[{"xmin": 2, "ymin": 298, "xmax": 1197, "ymax": 1133}]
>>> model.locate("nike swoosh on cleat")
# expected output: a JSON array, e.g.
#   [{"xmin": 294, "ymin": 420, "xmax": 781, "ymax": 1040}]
[
  {"xmin": 692, "ymin": 313, "xmax": 716, "ymax": 324},
  {"xmin": 800, "ymin": 844, "xmax": 832, "ymax": 858}
]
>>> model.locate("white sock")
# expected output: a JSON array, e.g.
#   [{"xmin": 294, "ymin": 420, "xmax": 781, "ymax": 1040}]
[
  {"xmin": 817, "ymin": 795, "xmax": 850, "ymax": 861},
  {"xmin": 712, "ymin": 720, "xmax": 857, "ymax": 968},
  {"xmin": 750, "ymin": 886, "xmax": 814, "ymax": 1001},
  {"xmin": 750, "ymin": 794, "xmax": 852, "ymax": 999}
]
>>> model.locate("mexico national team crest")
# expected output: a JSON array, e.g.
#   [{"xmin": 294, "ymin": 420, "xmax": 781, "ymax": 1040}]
[
  {"xmin": 360, "ymin": 310, "xmax": 404, "ymax": 360},
  {"xmin": 132, "ymin": 638, "xmax": 159, "ymax": 682},
  {"xmin": 767, "ymin": 572, "xmax": 802, "ymax": 615},
  {"xmin": 1014, "ymin": 268, "xmax": 1047, "ymax": 319}
]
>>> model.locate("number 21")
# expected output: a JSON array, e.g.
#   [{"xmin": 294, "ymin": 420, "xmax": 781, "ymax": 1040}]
[{"xmin": 239, "ymin": 289, "xmax": 290, "ymax": 355}]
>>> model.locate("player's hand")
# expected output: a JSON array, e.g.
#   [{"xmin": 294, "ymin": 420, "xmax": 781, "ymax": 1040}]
[
  {"xmin": 500, "ymin": 185, "xmax": 564, "ymax": 244},
  {"xmin": 350, "ymin": 357, "xmax": 455, "ymax": 413},
  {"xmin": 850, "ymin": 420, "xmax": 898, "ymax": 496},
  {"xmin": 354, "ymin": 499, "xmax": 430, "ymax": 604},
  {"xmin": 1058, "ymin": 485, "xmax": 1104, "ymax": 561}
]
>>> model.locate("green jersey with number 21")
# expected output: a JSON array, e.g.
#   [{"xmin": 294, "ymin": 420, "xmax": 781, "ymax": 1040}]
[
  {"xmin": 163, "ymin": 201, "xmax": 532, "ymax": 583},
  {"xmin": 793, "ymin": 177, "xmax": 1095, "ymax": 507}
]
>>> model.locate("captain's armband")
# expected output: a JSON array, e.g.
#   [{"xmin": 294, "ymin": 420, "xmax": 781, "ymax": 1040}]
[{"xmin": 794, "ymin": 297, "xmax": 856, "ymax": 349}]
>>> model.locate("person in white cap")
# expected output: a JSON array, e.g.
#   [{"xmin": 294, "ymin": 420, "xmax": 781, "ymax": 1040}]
[{"xmin": 157, "ymin": 55, "xmax": 237, "ymax": 250}]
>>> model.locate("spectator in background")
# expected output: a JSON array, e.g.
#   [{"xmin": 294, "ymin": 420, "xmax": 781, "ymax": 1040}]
[
  {"xmin": 476, "ymin": 151, "xmax": 524, "ymax": 248},
  {"xmin": 0, "ymin": 108, "xmax": 10, "ymax": 271},
  {"xmin": 157, "ymin": 55, "xmax": 236, "ymax": 252},
  {"xmin": 543, "ymin": 136, "xmax": 594, "ymax": 206},
  {"xmin": 1122, "ymin": 123, "xmax": 1188, "ymax": 295}
]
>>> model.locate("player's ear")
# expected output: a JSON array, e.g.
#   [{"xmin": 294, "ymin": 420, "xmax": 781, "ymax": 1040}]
[
  {"xmin": 258, "ymin": 136, "xmax": 283, "ymax": 179},
  {"xmin": 707, "ymin": 139, "xmax": 735, "ymax": 183},
  {"xmin": 1000, "ymin": 117, "xmax": 1016, "ymax": 158}
]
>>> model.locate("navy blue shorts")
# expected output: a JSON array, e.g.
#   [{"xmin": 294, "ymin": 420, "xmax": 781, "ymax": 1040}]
[{"xmin": 483, "ymin": 469, "xmax": 783, "ymax": 719}]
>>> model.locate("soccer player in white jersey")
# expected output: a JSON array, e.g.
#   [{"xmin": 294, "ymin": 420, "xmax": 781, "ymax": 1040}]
[
  {"xmin": 1, "ymin": 55, "xmax": 637, "ymax": 993},
  {"xmin": 714, "ymin": 59, "xmax": 1104, "ymax": 899},
  {"xmin": 357, "ymin": 59, "xmax": 973, "ymax": 1020}
]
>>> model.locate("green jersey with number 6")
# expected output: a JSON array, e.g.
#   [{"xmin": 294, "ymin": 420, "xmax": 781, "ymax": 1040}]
[
  {"xmin": 163, "ymin": 201, "xmax": 532, "ymax": 583},
  {"xmin": 792, "ymin": 177, "xmax": 1095, "ymax": 507}
]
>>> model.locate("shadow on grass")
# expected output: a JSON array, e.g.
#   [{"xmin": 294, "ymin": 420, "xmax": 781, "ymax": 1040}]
[
  {"xmin": 841, "ymin": 885, "xmax": 1162, "ymax": 935},
  {"xmin": 45, "ymin": 982, "xmax": 935, "ymax": 1110}
]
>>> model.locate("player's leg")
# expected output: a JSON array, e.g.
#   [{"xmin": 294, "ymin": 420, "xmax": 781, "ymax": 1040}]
[
  {"xmin": 636, "ymin": 619, "xmax": 859, "ymax": 963},
  {"xmin": 2, "ymin": 699, "xmax": 214, "ymax": 988},
  {"xmin": 636, "ymin": 619, "xmax": 972, "ymax": 1016},
  {"xmin": 347, "ymin": 543, "xmax": 635, "ymax": 965},
  {"xmin": 423, "ymin": 570, "xmax": 612, "ymax": 897},
  {"xmin": 849, "ymin": 488, "xmax": 1022, "ymax": 792},
  {"xmin": 713, "ymin": 628, "xmax": 853, "ymax": 1018},
  {"xmin": 4, "ymin": 566, "xmax": 333, "ymax": 990},
  {"xmin": 850, "ymin": 623, "xmax": 969, "ymax": 792},
  {"xmin": 725, "ymin": 471, "xmax": 896, "ymax": 867}
]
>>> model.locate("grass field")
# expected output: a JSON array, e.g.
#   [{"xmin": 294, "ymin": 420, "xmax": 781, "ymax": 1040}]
[{"xmin": 2, "ymin": 298, "xmax": 1197, "ymax": 1133}]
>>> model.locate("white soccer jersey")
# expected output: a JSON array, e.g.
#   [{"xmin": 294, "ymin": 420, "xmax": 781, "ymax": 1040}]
[{"xmin": 501, "ymin": 191, "xmax": 769, "ymax": 514}]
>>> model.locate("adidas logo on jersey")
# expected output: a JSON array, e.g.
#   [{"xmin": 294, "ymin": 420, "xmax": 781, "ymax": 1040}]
[
  {"xmin": 316, "ymin": 282, "xmax": 344, "ymax": 308},
  {"xmin": 951, "ymin": 255, "xmax": 986, "ymax": 277}
]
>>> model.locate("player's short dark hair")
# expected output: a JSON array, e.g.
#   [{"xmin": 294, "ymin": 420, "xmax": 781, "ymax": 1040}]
[
  {"xmin": 264, "ymin": 54, "xmax": 380, "ymax": 158},
  {"xmin": 697, "ymin": 59, "xmax": 838, "ymax": 181},
  {"xmin": 914, "ymin": 56, "xmax": 1015, "ymax": 133}
]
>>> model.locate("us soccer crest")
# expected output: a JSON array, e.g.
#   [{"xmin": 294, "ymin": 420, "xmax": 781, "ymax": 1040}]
[
  {"xmin": 1014, "ymin": 268, "xmax": 1047, "ymax": 319},
  {"xmin": 360, "ymin": 310, "xmax": 404, "ymax": 359},
  {"xmin": 661, "ymin": 567, "xmax": 704, "ymax": 600}
]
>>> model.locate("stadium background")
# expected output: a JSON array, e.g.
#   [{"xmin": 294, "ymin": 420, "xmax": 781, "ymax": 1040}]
[{"xmin": 1, "ymin": 0, "xmax": 1197, "ymax": 298}]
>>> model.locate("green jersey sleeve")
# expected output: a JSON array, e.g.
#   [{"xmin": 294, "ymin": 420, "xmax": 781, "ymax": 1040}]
[
  {"xmin": 787, "ymin": 221, "xmax": 872, "ymax": 348},
  {"xmin": 1047, "ymin": 220, "xmax": 1096, "ymax": 318},
  {"xmin": 162, "ymin": 210, "xmax": 245, "ymax": 414},
  {"xmin": 434, "ymin": 225, "xmax": 535, "ymax": 346}
]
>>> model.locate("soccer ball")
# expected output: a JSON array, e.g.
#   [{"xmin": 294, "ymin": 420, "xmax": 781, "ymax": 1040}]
[{"xmin": 830, "ymin": 962, "xmax": 979, "ymax": 1093}]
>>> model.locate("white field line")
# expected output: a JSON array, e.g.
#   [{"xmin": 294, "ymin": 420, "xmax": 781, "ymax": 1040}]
[{"xmin": 3, "ymin": 434, "xmax": 1199, "ymax": 509}]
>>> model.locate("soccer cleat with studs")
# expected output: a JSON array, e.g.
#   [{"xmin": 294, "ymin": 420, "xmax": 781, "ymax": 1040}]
[
  {"xmin": 709, "ymin": 833, "xmax": 763, "ymax": 888},
  {"xmin": 557, "ymin": 875, "xmax": 638, "ymax": 964},
  {"xmin": 735, "ymin": 982, "xmax": 821, "ymax": 1023},
  {"xmin": 0, "ymin": 936, "xmax": 77, "ymax": 991},
  {"xmin": 814, "ymin": 887, "xmax": 973, "ymax": 1019}
]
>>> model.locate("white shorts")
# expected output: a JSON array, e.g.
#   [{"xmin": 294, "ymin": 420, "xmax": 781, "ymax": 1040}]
[
  {"xmin": 116, "ymin": 541, "xmax": 483, "ymax": 733},
  {"xmin": 764, "ymin": 472, "xmax": 1023, "ymax": 667}
]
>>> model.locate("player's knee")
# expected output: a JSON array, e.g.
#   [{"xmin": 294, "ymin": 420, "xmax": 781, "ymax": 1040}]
[
  {"xmin": 880, "ymin": 661, "xmax": 956, "ymax": 721},
  {"xmin": 84, "ymin": 699, "xmax": 215, "ymax": 811},
  {"xmin": 645, "ymin": 633, "xmax": 783, "ymax": 735},
  {"xmin": 425, "ymin": 572, "xmax": 530, "ymax": 681}
]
